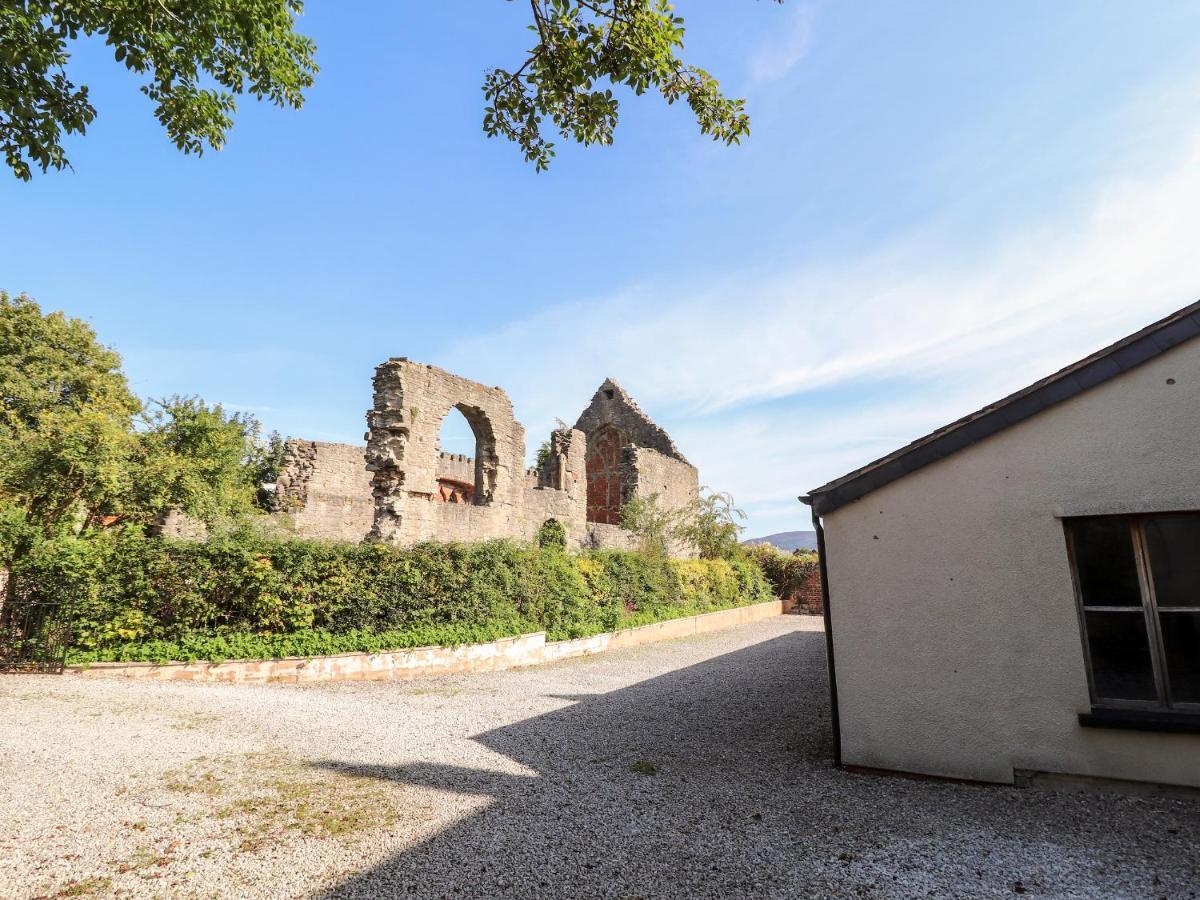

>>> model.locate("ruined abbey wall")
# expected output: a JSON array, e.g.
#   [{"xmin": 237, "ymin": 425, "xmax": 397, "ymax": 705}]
[
  {"xmin": 574, "ymin": 378, "xmax": 699, "ymax": 537},
  {"xmin": 259, "ymin": 361, "xmax": 700, "ymax": 555},
  {"xmin": 363, "ymin": 359, "xmax": 593, "ymax": 547},
  {"xmin": 274, "ymin": 440, "xmax": 374, "ymax": 542}
]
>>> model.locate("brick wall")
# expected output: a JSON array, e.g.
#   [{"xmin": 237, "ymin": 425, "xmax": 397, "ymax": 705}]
[
  {"xmin": 585, "ymin": 425, "xmax": 628, "ymax": 524},
  {"xmin": 786, "ymin": 562, "xmax": 824, "ymax": 615}
]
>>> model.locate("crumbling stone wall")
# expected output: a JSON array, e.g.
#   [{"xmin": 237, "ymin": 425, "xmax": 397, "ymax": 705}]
[
  {"xmin": 575, "ymin": 378, "xmax": 690, "ymax": 462},
  {"xmin": 153, "ymin": 508, "xmax": 209, "ymax": 540},
  {"xmin": 364, "ymin": 359, "xmax": 591, "ymax": 547},
  {"xmin": 574, "ymin": 378, "xmax": 699, "ymax": 538},
  {"xmin": 435, "ymin": 452, "xmax": 476, "ymax": 503},
  {"xmin": 274, "ymin": 440, "xmax": 374, "ymax": 542},
  {"xmin": 258, "ymin": 363, "xmax": 700, "ymax": 556},
  {"xmin": 624, "ymin": 445, "xmax": 698, "ymax": 513},
  {"xmin": 584, "ymin": 424, "xmax": 629, "ymax": 524}
]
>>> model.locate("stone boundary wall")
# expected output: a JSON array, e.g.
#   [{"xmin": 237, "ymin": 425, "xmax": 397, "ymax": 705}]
[
  {"xmin": 583, "ymin": 522, "xmax": 637, "ymax": 552},
  {"xmin": 65, "ymin": 601, "xmax": 814, "ymax": 684},
  {"xmin": 154, "ymin": 508, "xmax": 209, "ymax": 540}
]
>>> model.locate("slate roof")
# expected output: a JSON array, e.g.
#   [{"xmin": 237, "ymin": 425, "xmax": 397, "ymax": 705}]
[{"xmin": 802, "ymin": 299, "xmax": 1200, "ymax": 516}]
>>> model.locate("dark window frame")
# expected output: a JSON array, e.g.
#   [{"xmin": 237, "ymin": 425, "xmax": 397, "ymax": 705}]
[{"xmin": 1065, "ymin": 513, "xmax": 1200, "ymax": 716}]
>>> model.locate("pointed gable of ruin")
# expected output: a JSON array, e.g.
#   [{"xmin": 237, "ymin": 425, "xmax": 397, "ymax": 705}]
[{"xmin": 573, "ymin": 378, "xmax": 691, "ymax": 465}]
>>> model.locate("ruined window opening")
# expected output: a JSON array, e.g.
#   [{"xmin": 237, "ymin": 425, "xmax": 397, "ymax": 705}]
[
  {"xmin": 585, "ymin": 424, "xmax": 630, "ymax": 525},
  {"xmin": 436, "ymin": 403, "xmax": 497, "ymax": 506},
  {"xmin": 436, "ymin": 407, "xmax": 477, "ymax": 504},
  {"xmin": 604, "ymin": 389, "xmax": 615, "ymax": 400}
]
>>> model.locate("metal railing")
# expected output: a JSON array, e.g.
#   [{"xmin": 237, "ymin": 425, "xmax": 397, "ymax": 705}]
[{"xmin": 0, "ymin": 595, "xmax": 72, "ymax": 674}]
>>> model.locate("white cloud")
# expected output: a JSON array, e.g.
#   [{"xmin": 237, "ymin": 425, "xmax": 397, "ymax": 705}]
[
  {"xmin": 439, "ymin": 128, "xmax": 1200, "ymax": 537},
  {"xmin": 749, "ymin": 4, "xmax": 816, "ymax": 83}
]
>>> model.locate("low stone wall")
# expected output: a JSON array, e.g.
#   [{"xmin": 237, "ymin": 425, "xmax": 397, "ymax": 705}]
[{"xmin": 66, "ymin": 601, "xmax": 815, "ymax": 685}]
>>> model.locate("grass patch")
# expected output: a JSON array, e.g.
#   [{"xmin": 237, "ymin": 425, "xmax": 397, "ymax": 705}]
[
  {"xmin": 161, "ymin": 767, "xmax": 225, "ymax": 797},
  {"xmin": 157, "ymin": 753, "xmax": 412, "ymax": 855},
  {"xmin": 54, "ymin": 877, "xmax": 112, "ymax": 898},
  {"xmin": 115, "ymin": 847, "xmax": 170, "ymax": 874},
  {"xmin": 223, "ymin": 771, "xmax": 401, "ymax": 851}
]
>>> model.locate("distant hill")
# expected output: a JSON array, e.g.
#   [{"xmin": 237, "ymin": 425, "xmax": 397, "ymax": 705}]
[{"xmin": 742, "ymin": 530, "xmax": 818, "ymax": 553}]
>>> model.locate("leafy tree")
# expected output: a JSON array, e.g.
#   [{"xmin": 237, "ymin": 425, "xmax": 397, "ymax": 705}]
[
  {"xmin": 675, "ymin": 487, "xmax": 746, "ymax": 560},
  {"xmin": 0, "ymin": 293, "xmax": 267, "ymax": 551},
  {"xmin": 533, "ymin": 439, "xmax": 553, "ymax": 475},
  {"xmin": 2, "ymin": 1, "xmax": 779, "ymax": 180},
  {"xmin": 621, "ymin": 486, "xmax": 746, "ymax": 559},
  {"xmin": 0, "ymin": 292, "xmax": 140, "ymax": 534},
  {"xmin": 247, "ymin": 430, "xmax": 288, "ymax": 511},
  {"xmin": 619, "ymin": 492, "xmax": 682, "ymax": 558},
  {"xmin": 127, "ymin": 396, "xmax": 266, "ymax": 527},
  {"xmin": 0, "ymin": 291, "xmax": 137, "ymax": 434}
]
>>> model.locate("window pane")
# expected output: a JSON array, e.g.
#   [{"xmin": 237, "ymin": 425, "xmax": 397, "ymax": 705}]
[
  {"xmin": 1159, "ymin": 611, "xmax": 1200, "ymax": 704},
  {"xmin": 1069, "ymin": 518, "xmax": 1142, "ymax": 607},
  {"xmin": 1084, "ymin": 611, "xmax": 1158, "ymax": 702},
  {"xmin": 1145, "ymin": 515, "xmax": 1200, "ymax": 608}
]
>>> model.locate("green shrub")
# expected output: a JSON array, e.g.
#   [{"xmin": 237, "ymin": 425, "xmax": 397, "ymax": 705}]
[
  {"xmin": 536, "ymin": 518, "xmax": 567, "ymax": 551},
  {"xmin": 6, "ymin": 529, "xmax": 779, "ymax": 664},
  {"xmin": 744, "ymin": 545, "xmax": 820, "ymax": 604}
]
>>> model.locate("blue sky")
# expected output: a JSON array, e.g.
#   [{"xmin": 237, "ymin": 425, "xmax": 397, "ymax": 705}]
[{"xmin": 4, "ymin": 2, "xmax": 1200, "ymax": 537}]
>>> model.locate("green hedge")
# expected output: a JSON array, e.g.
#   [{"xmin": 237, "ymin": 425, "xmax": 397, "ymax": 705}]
[
  {"xmin": 8, "ymin": 529, "xmax": 775, "ymax": 664},
  {"xmin": 744, "ymin": 545, "xmax": 820, "ymax": 603}
]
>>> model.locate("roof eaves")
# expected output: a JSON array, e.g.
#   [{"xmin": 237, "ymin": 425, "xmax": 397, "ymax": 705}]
[{"xmin": 805, "ymin": 299, "xmax": 1200, "ymax": 517}]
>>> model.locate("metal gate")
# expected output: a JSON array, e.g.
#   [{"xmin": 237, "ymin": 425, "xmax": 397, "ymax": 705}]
[{"xmin": 0, "ymin": 594, "xmax": 72, "ymax": 673}]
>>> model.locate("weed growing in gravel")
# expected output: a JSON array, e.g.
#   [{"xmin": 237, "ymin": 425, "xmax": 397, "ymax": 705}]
[
  {"xmin": 161, "ymin": 768, "xmax": 225, "ymax": 797},
  {"xmin": 53, "ymin": 877, "xmax": 112, "ymax": 898},
  {"xmin": 171, "ymin": 712, "xmax": 224, "ymax": 732},
  {"xmin": 223, "ymin": 772, "xmax": 401, "ymax": 851},
  {"xmin": 115, "ymin": 846, "xmax": 172, "ymax": 874},
  {"xmin": 629, "ymin": 760, "xmax": 659, "ymax": 776},
  {"xmin": 162, "ymin": 753, "xmax": 412, "ymax": 853}
]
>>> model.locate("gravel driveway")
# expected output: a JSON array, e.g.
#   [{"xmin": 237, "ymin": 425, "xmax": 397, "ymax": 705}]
[{"xmin": 1, "ymin": 616, "xmax": 1197, "ymax": 899}]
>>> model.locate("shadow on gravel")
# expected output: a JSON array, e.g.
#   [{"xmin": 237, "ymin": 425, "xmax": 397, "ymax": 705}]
[
  {"xmin": 312, "ymin": 628, "xmax": 1200, "ymax": 899},
  {"xmin": 314, "ymin": 630, "xmax": 835, "ymax": 897}
]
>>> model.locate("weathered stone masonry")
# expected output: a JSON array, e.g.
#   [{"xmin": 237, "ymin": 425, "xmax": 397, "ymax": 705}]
[
  {"xmin": 274, "ymin": 440, "xmax": 374, "ymax": 542},
  {"xmin": 271, "ymin": 360, "xmax": 700, "ymax": 553},
  {"xmin": 363, "ymin": 359, "xmax": 589, "ymax": 546}
]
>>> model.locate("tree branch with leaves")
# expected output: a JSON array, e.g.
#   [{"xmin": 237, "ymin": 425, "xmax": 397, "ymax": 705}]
[
  {"xmin": 486, "ymin": 0, "xmax": 780, "ymax": 170},
  {"xmin": 0, "ymin": 0, "xmax": 317, "ymax": 180},
  {"xmin": 1, "ymin": 1, "xmax": 779, "ymax": 180}
]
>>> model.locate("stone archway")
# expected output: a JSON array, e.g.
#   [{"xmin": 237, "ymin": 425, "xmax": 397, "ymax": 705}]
[
  {"xmin": 366, "ymin": 358, "xmax": 527, "ymax": 545},
  {"xmin": 446, "ymin": 402, "xmax": 498, "ymax": 506}
]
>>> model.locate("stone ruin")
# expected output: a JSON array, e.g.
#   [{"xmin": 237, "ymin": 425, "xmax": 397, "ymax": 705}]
[{"xmin": 260, "ymin": 360, "xmax": 700, "ymax": 554}]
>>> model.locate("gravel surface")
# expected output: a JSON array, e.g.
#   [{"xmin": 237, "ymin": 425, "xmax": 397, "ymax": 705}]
[{"xmin": 1, "ymin": 616, "xmax": 1197, "ymax": 899}]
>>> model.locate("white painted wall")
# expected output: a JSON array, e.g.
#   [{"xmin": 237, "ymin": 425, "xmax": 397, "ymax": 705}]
[{"xmin": 822, "ymin": 339, "xmax": 1200, "ymax": 787}]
